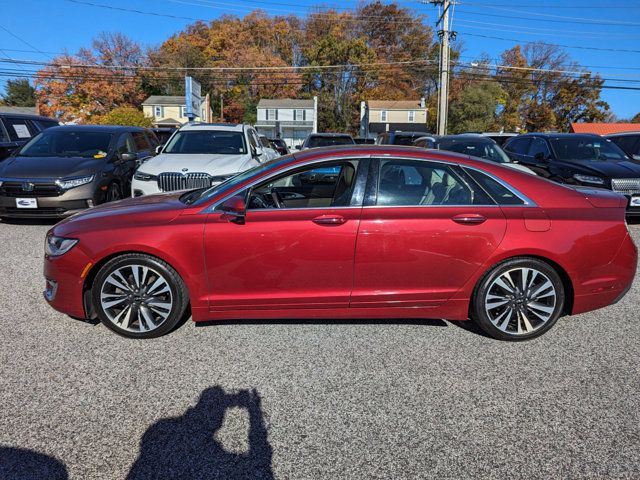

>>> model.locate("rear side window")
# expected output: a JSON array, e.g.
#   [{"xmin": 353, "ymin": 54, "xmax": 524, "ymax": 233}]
[
  {"xmin": 465, "ymin": 168, "xmax": 525, "ymax": 205},
  {"xmin": 527, "ymin": 138, "xmax": 551, "ymax": 159},
  {"xmin": 375, "ymin": 159, "xmax": 491, "ymax": 206},
  {"xmin": 132, "ymin": 132, "xmax": 150, "ymax": 151},
  {"xmin": 610, "ymin": 135, "xmax": 640, "ymax": 156},
  {"xmin": 504, "ymin": 137, "xmax": 531, "ymax": 155},
  {"xmin": 2, "ymin": 117, "xmax": 33, "ymax": 141},
  {"xmin": 32, "ymin": 120, "xmax": 59, "ymax": 131}
]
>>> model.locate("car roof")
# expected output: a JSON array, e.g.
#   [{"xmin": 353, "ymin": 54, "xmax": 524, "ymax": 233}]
[
  {"xmin": 44, "ymin": 125, "xmax": 147, "ymax": 133},
  {"xmin": 308, "ymin": 133, "xmax": 353, "ymax": 137},
  {"xmin": 390, "ymin": 131, "xmax": 429, "ymax": 136},
  {"xmin": 291, "ymin": 144, "xmax": 473, "ymax": 163},
  {"xmin": 519, "ymin": 132, "xmax": 602, "ymax": 138},
  {"xmin": 605, "ymin": 131, "xmax": 640, "ymax": 138},
  {"xmin": 180, "ymin": 122, "xmax": 244, "ymax": 132},
  {"xmin": 438, "ymin": 134, "xmax": 496, "ymax": 142}
]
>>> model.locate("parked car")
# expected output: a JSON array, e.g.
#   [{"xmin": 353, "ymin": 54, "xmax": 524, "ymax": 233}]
[
  {"xmin": 44, "ymin": 145, "xmax": 635, "ymax": 341},
  {"xmin": 503, "ymin": 133, "xmax": 640, "ymax": 215},
  {"xmin": 431, "ymin": 135, "xmax": 536, "ymax": 175},
  {"xmin": 152, "ymin": 127, "xmax": 177, "ymax": 146},
  {"xmin": 258, "ymin": 134, "xmax": 280, "ymax": 160},
  {"xmin": 0, "ymin": 125, "xmax": 156, "ymax": 219},
  {"xmin": 268, "ymin": 138, "xmax": 289, "ymax": 156},
  {"xmin": 297, "ymin": 133, "xmax": 355, "ymax": 150},
  {"xmin": 132, "ymin": 123, "xmax": 270, "ymax": 197},
  {"xmin": 0, "ymin": 112, "xmax": 59, "ymax": 161},
  {"xmin": 412, "ymin": 136, "xmax": 439, "ymax": 148},
  {"xmin": 605, "ymin": 132, "xmax": 640, "ymax": 161},
  {"xmin": 354, "ymin": 138, "xmax": 375, "ymax": 145},
  {"xmin": 479, "ymin": 132, "xmax": 518, "ymax": 146},
  {"xmin": 376, "ymin": 131, "xmax": 430, "ymax": 146}
]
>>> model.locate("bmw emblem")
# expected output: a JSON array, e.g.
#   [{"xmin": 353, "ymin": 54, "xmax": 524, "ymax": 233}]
[
  {"xmin": 181, "ymin": 168, "xmax": 189, "ymax": 172},
  {"xmin": 21, "ymin": 182, "xmax": 35, "ymax": 192}
]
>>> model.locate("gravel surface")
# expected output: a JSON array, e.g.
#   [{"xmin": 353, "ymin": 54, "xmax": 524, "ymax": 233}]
[{"xmin": 0, "ymin": 220, "xmax": 638, "ymax": 479}]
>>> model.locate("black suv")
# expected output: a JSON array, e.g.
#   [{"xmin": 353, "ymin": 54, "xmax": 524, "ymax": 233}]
[
  {"xmin": 0, "ymin": 125, "xmax": 157, "ymax": 219},
  {"xmin": 503, "ymin": 133, "xmax": 640, "ymax": 215},
  {"xmin": 376, "ymin": 131, "xmax": 431, "ymax": 146},
  {"xmin": 0, "ymin": 112, "xmax": 59, "ymax": 160},
  {"xmin": 606, "ymin": 132, "xmax": 640, "ymax": 161}
]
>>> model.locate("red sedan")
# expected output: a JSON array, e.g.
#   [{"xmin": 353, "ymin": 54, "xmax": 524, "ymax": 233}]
[{"xmin": 44, "ymin": 146, "xmax": 637, "ymax": 340}]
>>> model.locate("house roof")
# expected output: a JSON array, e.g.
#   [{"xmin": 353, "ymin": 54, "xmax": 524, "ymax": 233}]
[
  {"xmin": 368, "ymin": 100, "xmax": 425, "ymax": 110},
  {"xmin": 154, "ymin": 117, "xmax": 181, "ymax": 125},
  {"xmin": 570, "ymin": 123, "xmax": 640, "ymax": 135},
  {"xmin": 142, "ymin": 95, "xmax": 185, "ymax": 106},
  {"xmin": 0, "ymin": 106, "xmax": 38, "ymax": 115},
  {"xmin": 257, "ymin": 99, "xmax": 314, "ymax": 108}
]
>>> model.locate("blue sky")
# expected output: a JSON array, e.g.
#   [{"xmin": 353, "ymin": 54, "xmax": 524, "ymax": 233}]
[{"xmin": 1, "ymin": 0, "xmax": 639, "ymax": 119}]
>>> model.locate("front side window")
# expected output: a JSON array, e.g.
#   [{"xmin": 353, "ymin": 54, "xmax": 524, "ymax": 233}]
[
  {"xmin": 133, "ymin": 132, "xmax": 150, "ymax": 151},
  {"xmin": 163, "ymin": 130, "xmax": 247, "ymax": 155},
  {"xmin": 246, "ymin": 160, "xmax": 360, "ymax": 210},
  {"xmin": 550, "ymin": 137, "xmax": 629, "ymax": 162},
  {"xmin": 375, "ymin": 159, "xmax": 488, "ymax": 206},
  {"xmin": 528, "ymin": 138, "xmax": 551, "ymax": 160},
  {"xmin": 306, "ymin": 136, "xmax": 354, "ymax": 148},
  {"xmin": 19, "ymin": 130, "xmax": 113, "ymax": 158},
  {"xmin": 117, "ymin": 134, "xmax": 135, "ymax": 155},
  {"xmin": 504, "ymin": 137, "xmax": 531, "ymax": 155}
]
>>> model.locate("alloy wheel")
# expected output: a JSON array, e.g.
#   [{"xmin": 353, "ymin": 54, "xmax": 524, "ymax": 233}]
[
  {"xmin": 99, "ymin": 264, "xmax": 173, "ymax": 333},
  {"xmin": 484, "ymin": 267, "xmax": 557, "ymax": 336}
]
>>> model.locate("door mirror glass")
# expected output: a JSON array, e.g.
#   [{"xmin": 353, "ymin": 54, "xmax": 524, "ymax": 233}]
[
  {"xmin": 633, "ymin": 154, "xmax": 640, "ymax": 161},
  {"xmin": 120, "ymin": 152, "xmax": 137, "ymax": 162},
  {"xmin": 253, "ymin": 146, "xmax": 264, "ymax": 158}
]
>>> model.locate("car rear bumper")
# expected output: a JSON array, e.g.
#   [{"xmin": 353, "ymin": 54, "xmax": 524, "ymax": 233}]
[
  {"xmin": 571, "ymin": 231, "xmax": 637, "ymax": 315},
  {"xmin": 43, "ymin": 246, "xmax": 92, "ymax": 319}
]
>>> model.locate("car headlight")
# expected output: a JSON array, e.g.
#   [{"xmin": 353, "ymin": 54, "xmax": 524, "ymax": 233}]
[
  {"xmin": 573, "ymin": 174, "xmax": 605, "ymax": 185},
  {"xmin": 45, "ymin": 235, "xmax": 78, "ymax": 257},
  {"xmin": 56, "ymin": 175, "xmax": 95, "ymax": 190},
  {"xmin": 134, "ymin": 171, "xmax": 157, "ymax": 181}
]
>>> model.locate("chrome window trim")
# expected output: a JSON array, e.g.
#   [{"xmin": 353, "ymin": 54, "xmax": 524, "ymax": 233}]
[{"xmin": 203, "ymin": 154, "xmax": 371, "ymax": 213}]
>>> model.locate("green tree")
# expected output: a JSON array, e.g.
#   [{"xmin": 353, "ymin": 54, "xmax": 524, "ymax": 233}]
[
  {"xmin": 448, "ymin": 81, "xmax": 505, "ymax": 134},
  {"xmin": 99, "ymin": 106, "xmax": 153, "ymax": 127},
  {"xmin": 631, "ymin": 112, "xmax": 640, "ymax": 123},
  {"xmin": 1, "ymin": 79, "xmax": 36, "ymax": 107}
]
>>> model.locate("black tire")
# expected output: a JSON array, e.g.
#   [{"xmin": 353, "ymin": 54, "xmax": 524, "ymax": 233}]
[
  {"xmin": 104, "ymin": 183, "xmax": 121, "ymax": 203},
  {"xmin": 471, "ymin": 257, "xmax": 565, "ymax": 341},
  {"xmin": 91, "ymin": 253, "xmax": 189, "ymax": 339}
]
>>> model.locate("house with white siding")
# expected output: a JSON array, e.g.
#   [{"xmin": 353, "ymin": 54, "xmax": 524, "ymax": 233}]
[{"xmin": 255, "ymin": 98, "xmax": 318, "ymax": 148}]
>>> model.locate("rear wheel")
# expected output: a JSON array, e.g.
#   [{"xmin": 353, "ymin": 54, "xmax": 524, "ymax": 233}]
[
  {"xmin": 104, "ymin": 183, "xmax": 121, "ymax": 203},
  {"xmin": 471, "ymin": 258, "xmax": 565, "ymax": 341},
  {"xmin": 92, "ymin": 254, "xmax": 189, "ymax": 338}
]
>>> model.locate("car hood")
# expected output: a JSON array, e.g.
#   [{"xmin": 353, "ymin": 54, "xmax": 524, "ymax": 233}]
[
  {"xmin": 138, "ymin": 153, "xmax": 253, "ymax": 176},
  {"xmin": 0, "ymin": 155, "xmax": 102, "ymax": 179},
  {"xmin": 567, "ymin": 160, "xmax": 640, "ymax": 178},
  {"xmin": 53, "ymin": 192, "xmax": 187, "ymax": 236}
]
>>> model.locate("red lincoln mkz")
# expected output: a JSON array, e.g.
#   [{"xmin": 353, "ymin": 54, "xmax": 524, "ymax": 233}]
[{"xmin": 44, "ymin": 146, "xmax": 637, "ymax": 340}]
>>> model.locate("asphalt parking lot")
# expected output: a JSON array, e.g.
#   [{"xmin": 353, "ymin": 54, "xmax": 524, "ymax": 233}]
[{"xmin": 0, "ymin": 220, "xmax": 639, "ymax": 480}]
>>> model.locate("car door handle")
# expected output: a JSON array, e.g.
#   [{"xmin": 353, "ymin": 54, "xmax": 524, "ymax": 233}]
[
  {"xmin": 312, "ymin": 215, "xmax": 347, "ymax": 225},
  {"xmin": 451, "ymin": 214, "xmax": 486, "ymax": 225}
]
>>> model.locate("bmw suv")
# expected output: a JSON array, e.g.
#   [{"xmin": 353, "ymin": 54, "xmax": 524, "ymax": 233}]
[{"xmin": 503, "ymin": 133, "xmax": 640, "ymax": 215}]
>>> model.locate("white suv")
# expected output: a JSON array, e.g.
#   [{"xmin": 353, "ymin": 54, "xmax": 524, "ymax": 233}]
[{"xmin": 132, "ymin": 123, "xmax": 270, "ymax": 196}]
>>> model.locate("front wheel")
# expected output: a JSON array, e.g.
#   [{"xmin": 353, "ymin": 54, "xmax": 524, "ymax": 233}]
[
  {"xmin": 92, "ymin": 254, "xmax": 189, "ymax": 338},
  {"xmin": 471, "ymin": 258, "xmax": 565, "ymax": 341}
]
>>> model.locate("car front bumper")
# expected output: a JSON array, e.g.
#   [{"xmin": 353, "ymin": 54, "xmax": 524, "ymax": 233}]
[
  {"xmin": 131, "ymin": 177, "xmax": 162, "ymax": 197},
  {"xmin": 0, "ymin": 183, "xmax": 97, "ymax": 218},
  {"xmin": 43, "ymin": 244, "xmax": 93, "ymax": 319}
]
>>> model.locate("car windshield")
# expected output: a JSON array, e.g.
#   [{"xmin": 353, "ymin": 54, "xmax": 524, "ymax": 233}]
[
  {"xmin": 306, "ymin": 136, "xmax": 354, "ymax": 148},
  {"xmin": 436, "ymin": 138, "xmax": 511, "ymax": 163},
  {"xmin": 550, "ymin": 137, "xmax": 628, "ymax": 162},
  {"xmin": 392, "ymin": 135, "xmax": 422, "ymax": 146},
  {"xmin": 19, "ymin": 130, "xmax": 113, "ymax": 158},
  {"xmin": 181, "ymin": 156, "xmax": 290, "ymax": 206},
  {"xmin": 164, "ymin": 130, "xmax": 247, "ymax": 155}
]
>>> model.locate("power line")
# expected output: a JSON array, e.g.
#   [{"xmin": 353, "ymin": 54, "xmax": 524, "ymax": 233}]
[{"xmin": 457, "ymin": 7, "xmax": 640, "ymax": 27}]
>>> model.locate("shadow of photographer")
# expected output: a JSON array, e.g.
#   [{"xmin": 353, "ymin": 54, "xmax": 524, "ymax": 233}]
[
  {"xmin": 0, "ymin": 446, "xmax": 68, "ymax": 480},
  {"xmin": 127, "ymin": 386, "xmax": 274, "ymax": 480}
]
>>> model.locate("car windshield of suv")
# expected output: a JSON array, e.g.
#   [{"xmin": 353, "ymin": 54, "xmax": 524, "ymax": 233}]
[
  {"xmin": 164, "ymin": 131, "xmax": 247, "ymax": 155},
  {"xmin": 435, "ymin": 139, "xmax": 511, "ymax": 163},
  {"xmin": 550, "ymin": 137, "xmax": 628, "ymax": 162},
  {"xmin": 19, "ymin": 131, "xmax": 113, "ymax": 158},
  {"xmin": 306, "ymin": 136, "xmax": 354, "ymax": 148}
]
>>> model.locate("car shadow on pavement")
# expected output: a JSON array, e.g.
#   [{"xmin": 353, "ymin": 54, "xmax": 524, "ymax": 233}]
[
  {"xmin": 0, "ymin": 218, "xmax": 59, "ymax": 226},
  {"xmin": 126, "ymin": 386, "xmax": 274, "ymax": 480},
  {"xmin": 0, "ymin": 446, "xmax": 68, "ymax": 480}
]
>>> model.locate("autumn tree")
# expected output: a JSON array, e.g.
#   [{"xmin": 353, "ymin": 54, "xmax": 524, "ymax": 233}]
[
  {"xmin": 1, "ymin": 79, "xmax": 36, "ymax": 107},
  {"xmin": 35, "ymin": 33, "xmax": 147, "ymax": 123},
  {"xmin": 98, "ymin": 106, "xmax": 153, "ymax": 127}
]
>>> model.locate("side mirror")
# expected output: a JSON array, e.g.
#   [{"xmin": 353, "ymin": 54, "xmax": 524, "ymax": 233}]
[
  {"xmin": 155, "ymin": 145, "xmax": 163, "ymax": 155},
  {"xmin": 632, "ymin": 154, "xmax": 640, "ymax": 161},
  {"xmin": 252, "ymin": 146, "xmax": 264, "ymax": 158},
  {"xmin": 220, "ymin": 195, "xmax": 246, "ymax": 224},
  {"xmin": 295, "ymin": 145, "xmax": 302, "ymax": 150},
  {"xmin": 120, "ymin": 152, "xmax": 138, "ymax": 162}
]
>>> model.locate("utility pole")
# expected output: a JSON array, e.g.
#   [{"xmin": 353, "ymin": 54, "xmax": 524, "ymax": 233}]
[
  {"xmin": 427, "ymin": 0, "xmax": 456, "ymax": 136},
  {"xmin": 220, "ymin": 93, "xmax": 224, "ymax": 122}
]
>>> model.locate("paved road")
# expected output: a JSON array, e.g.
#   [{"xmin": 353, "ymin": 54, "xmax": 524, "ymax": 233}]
[{"xmin": 0, "ymin": 220, "xmax": 638, "ymax": 479}]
